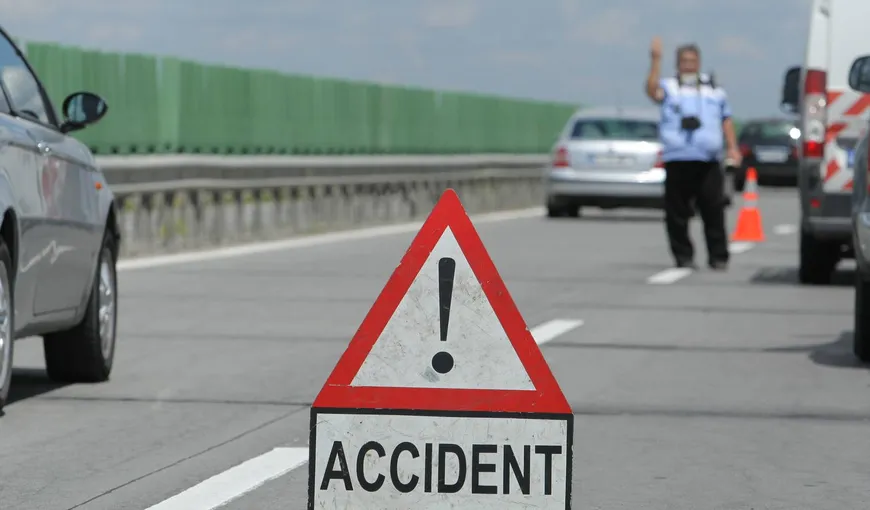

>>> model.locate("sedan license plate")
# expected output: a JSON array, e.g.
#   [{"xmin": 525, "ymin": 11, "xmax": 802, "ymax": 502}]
[
  {"xmin": 755, "ymin": 148, "xmax": 789, "ymax": 163},
  {"xmin": 590, "ymin": 154, "xmax": 634, "ymax": 166}
]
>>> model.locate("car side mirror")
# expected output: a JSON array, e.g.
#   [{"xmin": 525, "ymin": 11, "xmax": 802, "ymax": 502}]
[
  {"xmin": 59, "ymin": 92, "xmax": 108, "ymax": 134},
  {"xmin": 780, "ymin": 66, "xmax": 801, "ymax": 113},
  {"xmin": 849, "ymin": 56, "xmax": 870, "ymax": 93}
]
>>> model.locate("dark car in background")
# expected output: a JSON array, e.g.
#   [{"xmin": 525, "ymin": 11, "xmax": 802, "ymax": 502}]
[{"xmin": 734, "ymin": 118, "xmax": 801, "ymax": 191}]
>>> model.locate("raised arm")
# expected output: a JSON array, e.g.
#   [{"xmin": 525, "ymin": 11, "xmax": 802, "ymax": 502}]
[{"xmin": 646, "ymin": 36, "xmax": 664, "ymax": 103}]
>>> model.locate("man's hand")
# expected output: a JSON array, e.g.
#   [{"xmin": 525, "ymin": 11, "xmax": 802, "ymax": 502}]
[
  {"xmin": 650, "ymin": 36, "xmax": 662, "ymax": 61},
  {"xmin": 646, "ymin": 36, "xmax": 664, "ymax": 102},
  {"xmin": 726, "ymin": 147, "xmax": 742, "ymax": 167}
]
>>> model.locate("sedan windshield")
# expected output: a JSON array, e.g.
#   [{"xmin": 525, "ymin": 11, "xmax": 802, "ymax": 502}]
[
  {"xmin": 742, "ymin": 121, "xmax": 799, "ymax": 143},
  {"xmin": 570, "ymin": 119, "xmax": 659, "ymax": 141}
]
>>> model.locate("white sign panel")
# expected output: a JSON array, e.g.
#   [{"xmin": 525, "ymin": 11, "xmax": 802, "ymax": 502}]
[{"xmin": 311, "ymin": 411, "xmax": 571, "ymax": 509}]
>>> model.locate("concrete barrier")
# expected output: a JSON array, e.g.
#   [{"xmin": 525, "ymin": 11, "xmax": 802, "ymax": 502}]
[{"xmin": 103, "ymin": 156, "xmax": 549, "ymax": 258}]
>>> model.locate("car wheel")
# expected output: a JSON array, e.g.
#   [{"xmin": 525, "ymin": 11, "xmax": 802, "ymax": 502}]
[
  {"xmin": 854, "ymin": 271, "xmax": 870, "ymax": 363},
  {"xmin": 43, "ymin": 232, "xmax": 118, "ymax": 383},
  {"xmin": 546, "ymin": 204, "xmax": 579, "ymax": 218},
  {"xmin": 798, "ymin": 229, "xmax": 838, "ymax": 285},
  {"xmin": 0, "ymin": 240, "xmax": 14, "ymax": 413},
  {"xmin": 546, "ymin": 205, "xmax": 561, "ymax": 218}
]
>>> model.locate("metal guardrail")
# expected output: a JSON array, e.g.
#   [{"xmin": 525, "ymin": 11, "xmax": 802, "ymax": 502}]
[
  {"xmin": 98, "ymin": 154, "xmax": 550, "ymax": 184},
  {"xmin": 103, "ymin": 155, "xmax": 549, "ymax": 258}
]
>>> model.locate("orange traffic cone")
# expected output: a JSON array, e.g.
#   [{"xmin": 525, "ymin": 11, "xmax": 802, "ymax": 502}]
[{"xmin": 731, "ymin": 167, "xmax": 765, "ymax": 242}]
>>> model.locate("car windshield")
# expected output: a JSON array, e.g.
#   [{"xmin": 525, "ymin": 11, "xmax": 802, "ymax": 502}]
[
  {"xmin": 570, "ymin": 118, "xmax": 659, "ymax": 141},
  {"xmin": 744, "ymin": 121, "xmax": 798, "ymax": 142}
]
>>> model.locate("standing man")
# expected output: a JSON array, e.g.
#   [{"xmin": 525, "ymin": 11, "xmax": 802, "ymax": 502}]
[{"xmin": 645, "ymin": 37, "xmax": 741, "ymax": 270}]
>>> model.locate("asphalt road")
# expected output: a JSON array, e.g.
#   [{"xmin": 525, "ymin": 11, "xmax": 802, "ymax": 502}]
[{"xmin": 1, "ymin": 187, "xmax": 868, "ymax": 510}]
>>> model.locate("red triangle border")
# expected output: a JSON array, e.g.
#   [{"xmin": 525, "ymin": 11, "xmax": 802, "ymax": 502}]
[{"xmin": 312, "ymin": 189, "xmax": 571, "ymax": 415}]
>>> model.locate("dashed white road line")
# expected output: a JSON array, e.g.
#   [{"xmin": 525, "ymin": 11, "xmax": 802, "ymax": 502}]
[
  {"xmin": 144, "ymin": 447, "xmax": 309, "ymax": 510},
  {"xmin": 773, "ymin": 224, "xmax": 797, "ymax": 235},
  {"xmin": 646, "ymin": 241, "xmax": 756, "ymax": 284},
  {"xmin": 530, "ymin": 319, "xmax": 584, "ymax": 345},
  {"xmin": 647, "ymin": 267, "xmax": 693, "ymax": 284},
  {"xmin": 728, "ymin": 241, "xmax": 754, "ymax": 254}
]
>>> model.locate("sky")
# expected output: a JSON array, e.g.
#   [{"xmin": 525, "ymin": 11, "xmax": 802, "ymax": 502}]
[{"xmin": 0, "ymin": 0, "xmax": 812, "ymax": 117}]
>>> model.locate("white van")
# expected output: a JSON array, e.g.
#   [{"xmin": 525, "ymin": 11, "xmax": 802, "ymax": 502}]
[{"xmin": 780, "ymin": 0, "xmax": 870, "ymax": 285}]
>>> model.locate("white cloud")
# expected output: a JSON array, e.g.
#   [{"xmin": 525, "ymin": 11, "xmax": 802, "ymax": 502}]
[
  {"xmin": 716, "ymin": 35, "xmax": 764, "ymax": 61},
  {"xmin": 0, "ymin": 0, "xmax": 160, "ymax": 17},
  {"xmin": 493, "ymin": 51, "xmax": 544, "ymax": 67},
  {"xmin": 83, "ymin": 24, "xmax": 145, "ymax": 46},
  {"xmin": 421, "ymin": 0, "xmax": 479, "ymax": 28},
  {"xmin": 220, "ymin": 29, "xmax": 306, "ymax": 53},
  {"xmin": 568, "ymin": 7, "xmax": 642, "ymax": 47},
  {"xmin": 0, "ymin": 0, "xmax": 53, "ymax": 18}
]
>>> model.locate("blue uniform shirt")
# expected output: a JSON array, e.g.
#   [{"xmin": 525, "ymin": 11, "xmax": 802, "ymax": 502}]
[{"xmin": 658, "ymin": 74, "xmax": 732, "ymax": 163}]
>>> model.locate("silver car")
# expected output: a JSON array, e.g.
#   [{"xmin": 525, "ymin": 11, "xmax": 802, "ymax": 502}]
[
  {"xmin": 545, "ymin": 107, "xmax": 666, "ymax": 217},
  {"xmin": 846, "ymin": 55, "xmax": 870, "ymax": 361},
  {"xmin": 544, "ymin": 106, "xmax": 734, "ymax": 217},
  {"xmin": 0, "ymin": 27, "xmax": 120, "ymax": 412}
]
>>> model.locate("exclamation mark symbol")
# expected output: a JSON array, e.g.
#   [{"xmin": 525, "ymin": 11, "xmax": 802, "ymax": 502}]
[{"xmin": 431, "ymin": 257, "xmax": 456, "ymax": 374}]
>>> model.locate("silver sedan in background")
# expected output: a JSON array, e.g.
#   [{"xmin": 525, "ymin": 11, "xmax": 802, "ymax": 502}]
[
  {"xmin": 545, "ymin": 107, "xmax": 665, "ymax": 217},
  {"xmin": 544, "ymin": 106, "xmax": 734, "ymax": 217}
]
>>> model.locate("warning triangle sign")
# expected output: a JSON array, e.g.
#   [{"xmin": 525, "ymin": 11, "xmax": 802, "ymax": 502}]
[{"xmin": 313, "ymin": 189, "xmax": 571, "ymax": 415}]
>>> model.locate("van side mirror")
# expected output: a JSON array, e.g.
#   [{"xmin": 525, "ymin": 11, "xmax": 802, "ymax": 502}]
[
  {"xmin": 849, "ymin": 56, "xmax": 870, "ymax": 93},
  {"xmin": 780, "ymin": 66, "xmax": 801, "ymax": 113}
]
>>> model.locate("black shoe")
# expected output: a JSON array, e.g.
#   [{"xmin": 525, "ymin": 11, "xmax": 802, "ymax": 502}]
[
  {"xmin": 709, "ymin": 260, "xmax": 728, "ymax": 271},
  {"xmin": 676, "ymin": 259, "xmax": 698, "ymax": 269}
]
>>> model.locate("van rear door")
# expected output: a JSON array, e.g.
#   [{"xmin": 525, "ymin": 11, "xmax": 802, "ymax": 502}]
[{"xmin": 820, "ymin": 0, "xmax": 870, "ymax": 193}]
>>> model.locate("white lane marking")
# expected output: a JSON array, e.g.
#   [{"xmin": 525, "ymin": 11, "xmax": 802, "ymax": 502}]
[
  {"xmin": 117, "ymin": 207, "xmax": 543, "ymax": 271},
  {"xmin": 530, "ymin": 319, "xmax": 584, "ymax": 345},
  {"xmin": 773, "ymin": 224, "xmax": 797, "ymax": 235},
  {"xmin": 646, "ymin": 267, "xmax": 693, "ymax": 285},
  {"xmin": 728, "ymin": 241, "xmax": 754, "ymax": 254},
  {"xmin": 144, "ymin": 447, "xmax": 309, "ymax": 510},
  {"xmin": 646, "ymin": 241, "xmax": 755, "ymax": 284}
]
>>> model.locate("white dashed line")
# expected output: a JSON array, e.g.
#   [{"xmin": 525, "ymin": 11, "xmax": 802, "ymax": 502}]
[
  {"xmin": 530, "ymin": 319, "xmax": 584, "ymax": 345},
  {"xmin": 144, "ymin": 447, "xmax": 309, "ymax": 510},
  {"xmin": 646, "ymin": 242, "xmax": 756, "ymax": 284},
  {"xmin": 728, "ymin": 241, "xmax": 755, "ymax": 254},
  {"xmin": 773, "ymin": 224, "xmax": 797, "ymax": 235},
  {"xmin": 647, "ymin": 267, "xmax": 694, "ymax": 285}
]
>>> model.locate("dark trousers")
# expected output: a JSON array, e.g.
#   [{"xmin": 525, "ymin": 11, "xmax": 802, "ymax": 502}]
[{"xmin": 663, "ymin": 160, "xmax": 730, "ymax": 265}]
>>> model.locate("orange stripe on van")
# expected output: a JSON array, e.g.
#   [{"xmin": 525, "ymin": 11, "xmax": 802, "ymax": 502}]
[
  {"xmin": 844, "ymin": 95, "xmax": 870, "ymax": 116},
  {"xmin": 828, "ymin": 90, "xmax": 844, "ymax": 105},
  {"xmin": 825, "ymin": 159, "xmax": 840, "ymax": 181},
  {"xmin": 826, "ymin": 122, "xmax": 847, "ymax": 141}
]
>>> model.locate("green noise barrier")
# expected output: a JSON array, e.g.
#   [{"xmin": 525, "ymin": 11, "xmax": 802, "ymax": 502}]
[{"xmin": 23, "ymin": 41, "xmax": 580, "ymax": 156}]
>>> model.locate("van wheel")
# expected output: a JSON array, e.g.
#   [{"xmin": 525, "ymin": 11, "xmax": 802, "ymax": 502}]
[
  {"xmin": 43, "ymin": 233, "xmax": 118, "ymax": 383},
  {"xmin": 854, "ymin": 271, "xmax": 870, "ymax": 362},
  {"xmin": 798, "ymin": 230, "xmax": 838, "ymax": 285},
  {"xmin": 0, "ymin": 241, "xmax": 14, "ymax": 413}
]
